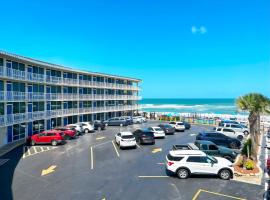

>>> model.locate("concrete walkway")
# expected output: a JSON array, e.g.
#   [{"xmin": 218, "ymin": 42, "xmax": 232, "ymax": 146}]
[{"xmin": 0, "ymin": 139, "xmax": 25, "ymax": 157}]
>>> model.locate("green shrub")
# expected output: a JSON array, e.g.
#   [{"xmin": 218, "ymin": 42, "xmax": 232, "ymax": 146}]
[
  {"xmin": 241, "ymin": 138, "xmax": 252, "ymax": 157},
  {"xmin": 245, "ymin": 159, "xmax": 255, "ymax": 170}
]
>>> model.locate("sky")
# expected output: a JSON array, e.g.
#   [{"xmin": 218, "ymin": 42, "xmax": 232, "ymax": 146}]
[{"xmin": 0, "ymin": 0, "xmax": 269, "ymax": 98}]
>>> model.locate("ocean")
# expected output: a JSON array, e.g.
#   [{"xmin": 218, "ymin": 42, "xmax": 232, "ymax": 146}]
[{"xmin": 139, "ymin": 98, "xmax": 244, "ymax": 115}]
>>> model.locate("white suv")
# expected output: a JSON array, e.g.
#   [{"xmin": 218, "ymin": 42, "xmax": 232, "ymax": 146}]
[
  {"xmin": 76, "ymin": 122, "xmax": 94, "ymax": 133},
  {"xmin": 213, "ymin": 127, "xmax": 245, "ymax": 140},
  {"xmin": 220, "ymin": 123, "xmax": 249, "ymax": 135},
  {"xmin": 133, "ymin": 116, "xmax": 146, "ymax": 124},
  {"xmin": 148, "ymin": 127, "xmax": 166, "ymax": 138},
  {"xmin": 115, "ymin": 132, "xmax": 137, "ymax": 149},
  {"xmin": 169, "ymin": 121, "xmax": 185, "ymax": 132},
  {"xmin": 166, "ymin": 150, "xmax": 234, "ymax": 180},
  {"xmin": 66, "ymin": 124, "xmax": 83, "ymax": 135}
]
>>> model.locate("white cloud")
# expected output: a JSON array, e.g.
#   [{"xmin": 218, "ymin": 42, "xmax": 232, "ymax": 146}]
[
  {"xmin": 191, "ymin": 26, "xmax": 197, "ymax": 34},
  {"xmin": 200, "ymin": 26, "xmax": 207, "ymax": 34},
  {"xmin": 191, "ymin": 26, "xmax": 207, "ymax": 34}
]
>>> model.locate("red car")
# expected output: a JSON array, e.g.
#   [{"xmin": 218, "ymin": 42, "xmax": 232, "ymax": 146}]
[
  {"xmin": 28, "ymin": 130, "xmax": 65, "ymax": 146},
  {"xmin": 267, "ymin": 158, "xmax": 270, "ymax": 170},
  {"xmin": 54, "ymin": 127, "xmax": 77, "ymax": 139}
]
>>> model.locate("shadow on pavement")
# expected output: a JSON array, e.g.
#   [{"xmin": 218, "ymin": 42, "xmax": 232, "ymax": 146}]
[{"xmin": 0, "ymin": 144, "xmax": 25, "ymax": 200}]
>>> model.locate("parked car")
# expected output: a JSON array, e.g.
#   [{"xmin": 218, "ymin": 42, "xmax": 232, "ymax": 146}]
[
  {"xmin": 169, "ymin": 121, "xmax": 185, "ymax": 132},
  {"xmin": 104, "ymin": 117, "xmax": 129, "ymax": 126},
  {"xmin": 213, "ymin": 127, "xmax": 245, "ymax": 140},
  {"xmin": 219, "ymin": 120, "xmax": 240, "ymax": 126},
  {"xmin": 115, "ymin": 131, "xmax": 137, "ymax": 149},
  {"xmin": 76, "ymin": 122, "xmax": 94, "ymax": 133},
  {"xmin": 133, "ymin": 116, "xmax": 145, "ymax": 124},
  {"xmin": 267, "ymin": 157, "xmax": 270, "ymax": 170},
  {"xmin": 158, "ymin": 124, "xmax": 175, "ymax": 135},
  {"xmin": 67, "ymin": 124, "xmax": 83, "ymax": 135},
  {"xmin": 183, "ymin": 122, "xmax": 191, "ymax": 130},
  {"xmin": 54, "ymin": 127, "xmax": 77, "ymax": 139},
  {"xmin": 121, "ymin": 116, "xmax": 133, "ymax": 125},
  {"xmin": 133, "ymin": 129, "xmax": 155, "ymax": 145},
  {"xmin": 28, "ymin": 130, "xmax": 65, "ymax": 146},
  {"xmin": 172, "ymin": 141, "xmax": 238, "ymax": 162},
  {"xmin": 166, "ymin": 150, "xmax": 234, "ymax": 180},
  {"xmin": 196, "ymin": 132, "xmax": 241, "ymax": 149},
  {"xmin": 148, "ymin": 127, "xmax": 166, "ymax": 138},
  {"xmin": 93, "ymin": 120, "xmax": 106, "ymax": 130},
  {"xmin": 219, "ymin": 123, "xmax": 249, "ymax": 135}
]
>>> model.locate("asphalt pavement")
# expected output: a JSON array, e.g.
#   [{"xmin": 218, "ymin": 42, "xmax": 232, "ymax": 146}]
[{"xmin": 0, "ymin": 121, "xmax": 265, "ymax": 200}]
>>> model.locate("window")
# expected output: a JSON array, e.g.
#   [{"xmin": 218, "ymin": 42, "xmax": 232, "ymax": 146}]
[
  {"xmin": 217, "ymin": 128, "xmax": 222, "ymax": 131},
  {"xmin": 223, "ymin": 128, "xmax": 234, "ymax": 132},
  {"xmin": 186, "ymin": 156, "xmax": 202, "ymax": 163},
  {"xmin": 201, "ymin": 144, "xmax": 208, "ymax": 150},
  {"xmin": 0, "ymin": 58, "xmax": 3, "ymax": 66},
  {"xmin": 46, "ymin": 133, "xmax": 55, "ymax": 136},
  {"xmin": 167, "ymin": 154, "xmax": 184, "ymax": 161},
  {"xmin": 225, "ymin": 124, "xmax": 230, "ymax": 127},
  {"xmin": 209, "ymin": 145, "xmax": 218, "ymax": 150},
  {"xmin": 0, "ymin": 80, "xmax": 4, "ymax": 91}
]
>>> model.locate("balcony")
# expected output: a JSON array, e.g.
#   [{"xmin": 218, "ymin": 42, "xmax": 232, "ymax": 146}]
[
  {"xmin": 46, "ymin": 75, "xmax": 62, "ymax": 84},
  {"xmin": 6, "ymin": 68, "xmax": 26, "ymax": 81},
  {"xmin": 63, "ymin": 78, "xmax": 78, "ymax": 85},
  {"xmin": 63, "ymin": 93, "xmax": 78, "ymax": 101},
  {"xmin": 6, "ymin": 91, "xmax": 26, "ymax": 101},
  {"xmin": 63, "ymin": 108, "xmax": 79, "ymax": 115},
  {"xmin": 0, "ymin": 91, "xmax": 4, "ymax": 101},
  {"xmin": 27, "ymin": 73, "xmax": 44, "ymax": 82},
  {"xmin": 28, "ymin": 92, "xmax": 45, "ymax": 101},
  {"xmin": 46, "ymin": 93, "xmax": 63, "ymax": 101},
  {"xmin": 28, "ymin": 111, "xmax": 45, "ymax": 121},
  {"xmin": 6, "ymin": 113, "xmax": 27, "ymax": 125},
  {"xmin": 46, "ymin": 109, "xmax": 63, "ymax": 118}
]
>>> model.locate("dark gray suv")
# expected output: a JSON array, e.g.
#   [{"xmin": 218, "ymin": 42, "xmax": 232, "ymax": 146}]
[{"xmin": 104, "ymin": 117, "xmax": 129, "ymax": 126}]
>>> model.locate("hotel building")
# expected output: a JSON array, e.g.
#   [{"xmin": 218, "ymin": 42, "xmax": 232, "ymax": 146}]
[{"xmin": 0, "ymin": 51, "xmax": 141, "ymax": 147}]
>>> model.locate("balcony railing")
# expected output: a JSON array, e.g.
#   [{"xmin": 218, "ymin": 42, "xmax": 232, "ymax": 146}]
[
  {"xmin": 6, "ymin": 91, "xmax": 26, "ymax": 101},
  {"xmin": 27, "ymin": 73, "xmax": 45, "ymax": 82},
  {"xmin": 28, "ymin": 92, "xmax": 45, "ymax": 101},
  {"xmin": 0, "ymin": 104, "xmax": 139, "ymax": 127},
  {"xmin": 6, "ymin": 68, "xmax": 26, "ymax": 80}
]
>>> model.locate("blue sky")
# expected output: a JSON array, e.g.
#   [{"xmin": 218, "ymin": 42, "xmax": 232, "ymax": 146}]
[{"xmin": 0, "ymin": 0, "xmax": 269, "ymax": 98}]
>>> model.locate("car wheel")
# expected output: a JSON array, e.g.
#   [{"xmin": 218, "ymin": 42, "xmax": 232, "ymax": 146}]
[
  {"xmin": 237, "ymin": 135, "xmax": 243, "ymax": 141},
  {"xmin": 85, "ymin": 129, "xmax": 89, "ymax": 134},
  {"xmin": 134, "ymin": 145, "xmax": 137, "ymax": 149},
  {"xmin": 177, "ymin": 168, "xmax": 189, "ymax": 179},
  {"xmin": 152, "ymin": 141, "xmax": 155, "ymax": 145},
  {"xmin": 230, "ymin": 142, "xmax": 237, "ymax": 149},
  {"xmin": 31, "ymin": 140, "xmax": 35, "ymax": 146},
  {"xmin": 219, "ymin": 169, "xmax": 231, "ymax": 180},
  {"xmin": 51, "ymin": 140, "xmax": 57, "ymax": 146},
  {"xmin": 244, "ymin": 131, "xmax": 249, "ymax": 136}
]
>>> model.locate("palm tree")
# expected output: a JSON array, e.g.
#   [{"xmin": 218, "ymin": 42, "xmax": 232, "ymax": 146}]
[{"xmin": 236, "ymin": 93, "xmax": 270, "ymax": 160}]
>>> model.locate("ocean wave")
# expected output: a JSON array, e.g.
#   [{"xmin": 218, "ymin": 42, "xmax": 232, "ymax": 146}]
[{"xmin": 140, "ymin": 104, "xmax": 236, "ymax": 111}]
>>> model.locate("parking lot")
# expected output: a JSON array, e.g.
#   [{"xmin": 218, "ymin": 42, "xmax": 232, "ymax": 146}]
[{"xmin": 0, "ymin": 121, "xmax": 264, "ymax": 200}]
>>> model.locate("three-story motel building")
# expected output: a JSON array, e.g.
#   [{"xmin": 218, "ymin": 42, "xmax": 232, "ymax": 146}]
[{"xmin": 0, "ymin": 51, "xmax": 141, "ymax": 147}]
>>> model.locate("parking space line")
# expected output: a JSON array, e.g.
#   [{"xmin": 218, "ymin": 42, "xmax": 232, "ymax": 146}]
[
  {"xmin": 112, "ymin": 141, "xmax": 120, "ymax": 157},
  {"xmin": 192, "ymin": 189, "xmax": 202, "ymax": 200},
  {"xmin": 138, "ymin": 176, "xmax": 169, "ymax": 178},
  {"xmin": 192, "ymin": 189, "xmax": 246, "ymax": 200},
  {"xmin": 33, "ymin": 147, "xmax": 38, "ymax": 154},
  {"xmin": 136, "ymin": 144, "xmax": 141, "ymax": 149},
  {"xmin": 90, "ymin": 146, "xmax": 94, "ymax": 170}
]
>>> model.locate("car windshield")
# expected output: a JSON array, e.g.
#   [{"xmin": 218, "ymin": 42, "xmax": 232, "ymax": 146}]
[
  {"xmin": 122, "ymin": 135, "xmax": 134, "ymax": 139},
  {"xmin": 154, "ymin": 127, "xmax": 162, "ymax": 131},
  {"xmin": 177, "ymin": 123, "xmax": 184, "ymax": 125},
  {"xmin": 206, "ymin": 155, "xmax": 218, "ymax": 163},
  {"xmin": 142, "ymin": 132, "xmax": 154, "ymax": 137},
  {"xmin": 164, "ymin": 125, "xmax": 172, "ymax": 128}
]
